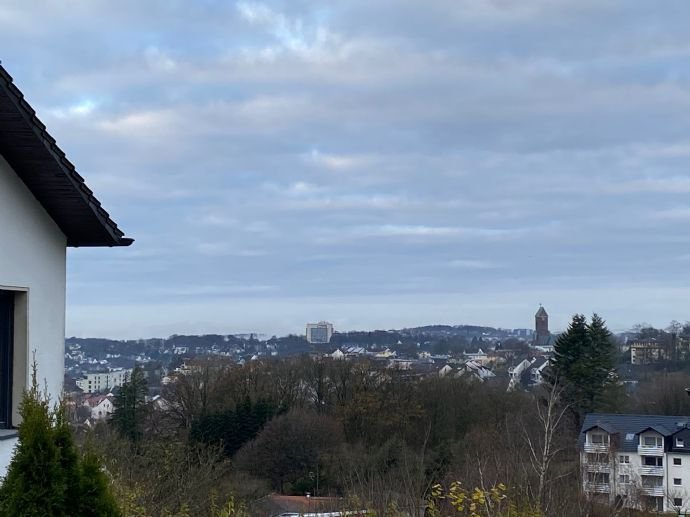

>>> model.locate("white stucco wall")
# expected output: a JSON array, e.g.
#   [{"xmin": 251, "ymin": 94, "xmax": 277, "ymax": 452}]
[
  {"xmin": 0, "ymin": 439, "xmax": 15, "ymax": 476},
  {"xmin": 0, "ymin": 154, "xmax": 67, "ymax": 475}
]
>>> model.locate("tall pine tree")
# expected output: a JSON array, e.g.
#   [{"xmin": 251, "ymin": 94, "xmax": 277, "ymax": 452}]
[
  {"xmin": 111, "ymin": 367, "xmax": 148, "ymax": 443},
  {"xmin": 549, "ymin": 313, "xmax": 618, "ymax": 427}
]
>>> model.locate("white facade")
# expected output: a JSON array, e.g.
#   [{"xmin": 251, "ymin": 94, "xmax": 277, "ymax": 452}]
[
  {"xmin": 84, "ymin": 395, "xmax": 115, "ymax": 420},
  {"xmin": 464, "ymin": 348, "xmax": 489, "ymax": 365},
  {"xmin": 76, "ymin": 368, "xmax": 133, "ymax": 394},
  {"xmin": 582, "ymin": 425, "xmax": 690, "ymax": 512},
  {"xmin": 306, "ymin": 321, "xmax": 334, "ymax": 344},
  {"xmin": 0, "ymin": 63, "xmax": 132, "ymax": 481},
  {"xmin": 630, "ymin": 340, "xmax": 665, "ymax": 365},
  {"xmin": 0, "ymin": 155, "xmax": 67, "ymax": 474}
]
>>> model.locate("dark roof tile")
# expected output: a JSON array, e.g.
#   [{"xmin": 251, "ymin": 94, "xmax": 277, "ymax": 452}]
[
  {"xmin": 580, "ymin": 413, "xmax": 690, "ymax": 452},
  {"xmin": 0, "ymin": 63, "xmax": 132, "ymax": 247}
]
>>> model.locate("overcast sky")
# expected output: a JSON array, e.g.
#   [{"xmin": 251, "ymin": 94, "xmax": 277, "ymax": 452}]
[{"xmin": 2, "ymin": 1, "xmax": 690, "ymax": 338}]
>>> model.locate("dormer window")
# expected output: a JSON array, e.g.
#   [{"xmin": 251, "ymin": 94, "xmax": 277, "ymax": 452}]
[
  {"xmin": 643, "ymin": 435, "xmax": 663, "ymax": 447},
  {"xmin": 677, "ymin": 437, "xmax": 685, "ymax": 448},
  {"xmin": 591, "ymin": 433, "xmax": 608, "ymax": 444}
]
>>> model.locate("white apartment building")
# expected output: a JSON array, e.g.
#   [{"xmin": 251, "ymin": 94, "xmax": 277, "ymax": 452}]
[
  {"xmin": 76, "ymin": 368, "xmax": 133, "ymax": 394},
  {"xmin": 629, "ymin": 339, "xmax": 666, "ymax": 365},
  {"xmin": 306, "ymin": 321, "xmax": 334, "ymax": 344},
  {"xmin": 580, "ymin": 413, "xmax": 690, "ymax": 512}
]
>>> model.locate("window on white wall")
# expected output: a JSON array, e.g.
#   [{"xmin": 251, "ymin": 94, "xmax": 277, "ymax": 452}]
[
  {"xmin": 641, "ymin": 475, "xmax": 663, "ymax": 488},
  {"xmin": 674, "ymin": 478, "xmax": 682, "ymax": 486},
  {"xmin": 619, "ymin": 455, "xmax": 630, "ymax": 464},
  {"xmin": 0, "ymin": 289, "xmax": 28, "ymax": 430},
  {"xmin": 643, "ymin": 435, "xmax": 663, "ymax": 447},
  {"xmin": 643, "ymin": 456, "xmax": 663, "ymax": 467},
  {"xmin": 675, "ymin": 458, "xmax": 682, "ymax": 466},
  {"xmin": 0, "ymin": 291, "xmax": 13, "ymax": 429}
]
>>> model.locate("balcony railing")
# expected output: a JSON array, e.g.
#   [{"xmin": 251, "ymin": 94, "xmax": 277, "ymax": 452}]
[
  {"xmin": 639, "ymin": 465, "xmax": 664, "ymax": 476},
  {"xmin": 584, "ymin": 482, "xmax": 611, "ymax": 494},
  {"xmin": 585, "ymin": 463, "xmax": 611, "ymax": 473},
  {"xmin": 584, "ymin": 443, "xmax": 609, "ymax": 453},
  {"xmin": 640, "ymin": 486, "xmax": 664, "ymax": 497},
  {"xmin": 638, "ymin": 445, "xmax": 664, "ymax": 456}
]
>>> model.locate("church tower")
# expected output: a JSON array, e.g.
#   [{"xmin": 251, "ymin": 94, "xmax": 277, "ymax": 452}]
[{"xmin": 535, "ymin": 305, "xmax": 549, "ymax": 340}]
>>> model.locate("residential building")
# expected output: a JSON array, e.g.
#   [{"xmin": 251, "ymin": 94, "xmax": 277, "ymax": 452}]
[
  {"xmin": 580, "ymin": 413, "xmax": 690, "ymax": 512},
  {"xmin": 0, "ymin": 64, "xmax": 131, "ymax": 474},
  {"xmin": 330, "ymin": 348, "xmax": 345, "ymax": 360},
  {"xmin": 439, "ymin": 361, "xmax": 495, "ymax": 382},
  {"xmin": 76, "ymin": 368, "xmax": 133, "ymax": 394},
  {"xmin": 306, "ymin": 321, "xmax": 334, "ymax": 344},
  {"xmin": 83, "ymin": 394, "xmax": 115, "ymax": 421},
  {"xmin": 464, "ymin": 348, "xmax": 489, "ymax": 365},
  {"xmin": 507, "ymin": 357, "xmax": 550, "ymax": 391},
  {"xmin": 630, "ymin": 339, "xmax": 666, "ymax": 365}
]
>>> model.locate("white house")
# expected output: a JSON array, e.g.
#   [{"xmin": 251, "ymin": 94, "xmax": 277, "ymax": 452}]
[
  {"xmin": 580, "ymin": 413, "xmax": 690, "ymax": 513},
  {"xmin": 456, "ymin": 360, "xmax": 496, "ymax": 382},
  {"xmin": 330, "ymin": 348, "xmax": 345, "ymax": 360},
  {"xmin": 83, "ymin": 394, "xmax": 115, "ymax": 421},
  {"xmin": 464, "ymin": 348, "xmax": 489, "ymax": 365},
  {"xmin": 439, "ymin": 361, "xmax": 495, "ymax": 382},
  {"xmin": 0, "ymin": 64, "xmax": 132, "ymax": 474},
  {"xmin": 507, "ymin": 357, "xmax": 549, "ymax": 391}
]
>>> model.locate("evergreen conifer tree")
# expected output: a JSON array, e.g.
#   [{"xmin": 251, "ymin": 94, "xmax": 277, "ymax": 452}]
[
  {"xmin": 0, "ymin": 363, "xmax": 120, "ymax": 516},
  {"xmin": 549, "ymin": 313, "xmax": 618, "ymax": 426},
  {"xmin": 111, "ymin": 367, "xmax": 148, "ymax": 442},
  {"xmin": 79, "ymin": 451, "xmax": 120, "ymax": 517},
  {"xmin": 0, "ymin": 371, "xmax": 66, "ymax": 516}
]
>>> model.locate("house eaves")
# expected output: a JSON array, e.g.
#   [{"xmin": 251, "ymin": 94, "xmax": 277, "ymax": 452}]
[{"xmin": 0, "ymin": 63, "xmax": 132, "ymax": 247}]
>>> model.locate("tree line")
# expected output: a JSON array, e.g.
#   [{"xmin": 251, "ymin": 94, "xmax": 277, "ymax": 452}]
[{"xmin": 4, "ymin": 313, "xmax": 685, "ymax": 516}]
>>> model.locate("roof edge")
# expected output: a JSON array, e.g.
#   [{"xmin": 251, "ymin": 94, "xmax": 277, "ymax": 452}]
[{"xmin": 0, "ymin": 63, "xmax": 133, "ymax": 247}]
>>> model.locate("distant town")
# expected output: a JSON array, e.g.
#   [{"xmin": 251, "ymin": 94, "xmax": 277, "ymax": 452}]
[{"xmin": 65, "ymin": 306, "xmax": 688, "ymax": 423}]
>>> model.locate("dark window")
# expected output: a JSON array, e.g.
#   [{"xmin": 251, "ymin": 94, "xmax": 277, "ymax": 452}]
[
  {"xmin": 674, "ymin": 478, "xmax": 682, "ymax": 485},
  {"xmin": 587, "ymin": 453, "xmax": 608, "ymax": 464},
  {"xmin": 0, "ymin": 291, "xmax": 14, "ymax": 429},
  {"xmin": 675, "ymin": 458, "xmax": 682, "ymax": 466},
  {"xmin": 643, "ymin": 456, "xmax": 663, "ymax": 467},
  {"xmin": 643, "ymin": 435, "xmax": 663, "ymax": 447},
  {"xmin": 675, "ymin": 498, "xmax": 683, "ymax": 507},
  {"xmin": 642, "ymin": 475, "xmax": 663, "ymax": 488},
  {"xmin": 587, "ymin": 472, "xmax": 610, "ymax": 484}
]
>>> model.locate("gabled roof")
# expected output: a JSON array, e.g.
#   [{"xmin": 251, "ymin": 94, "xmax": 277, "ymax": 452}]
[
  {"xmin": 580, "ymin": 413, "xmax": 690, "ymax": 452},
  {"xmin": 582, "ymin": 422, "xmax": 617, "ymax": 434},
  {"xmin": 636, "ymin": 424, "xmax": 675, "ymax": 437},
  {"xmin": 0, "ymin": 63, "xmax": 132, "ymax": 247},
  {"xmin": 535, "ymin": 305, "xmax": 548, "ymax": 318}
]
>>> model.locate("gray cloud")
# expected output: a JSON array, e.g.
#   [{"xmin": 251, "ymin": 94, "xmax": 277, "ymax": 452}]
[{"xmin": 1, "ymin": 0, "xmax": 688, "ymax": 337}]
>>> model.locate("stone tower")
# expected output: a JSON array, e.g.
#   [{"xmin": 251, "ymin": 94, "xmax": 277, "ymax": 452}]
[{"xmin": 535, "ymin": 305, "xmax": 549, "ymax": 340}]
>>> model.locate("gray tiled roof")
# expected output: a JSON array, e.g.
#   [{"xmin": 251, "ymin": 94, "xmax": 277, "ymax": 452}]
[{"xmin": 580, "ymin": 413, "xmax": 690, "ymax": 452}]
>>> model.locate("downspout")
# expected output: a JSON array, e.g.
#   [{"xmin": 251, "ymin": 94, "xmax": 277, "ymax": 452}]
[{"xmin": 667, "ymin": 444, "xmax": 670, "ymax": 513}]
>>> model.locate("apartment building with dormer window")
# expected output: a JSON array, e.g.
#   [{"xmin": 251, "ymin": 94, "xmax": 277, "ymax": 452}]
[{"xmin": 580, "ymin": 413, "xmax": 690, "ymax": 512}]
